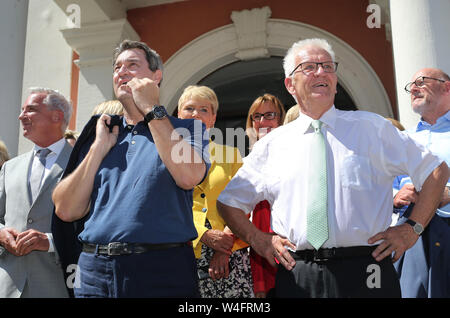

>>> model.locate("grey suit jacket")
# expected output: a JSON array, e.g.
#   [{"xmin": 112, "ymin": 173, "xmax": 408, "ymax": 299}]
[{"xmin": 0, "ymin": 141, "xmax": 72, "ymax": 298}]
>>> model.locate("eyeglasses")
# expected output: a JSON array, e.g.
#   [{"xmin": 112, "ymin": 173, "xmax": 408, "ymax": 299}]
[
  {"xmin": 289, "ymin": 61, "xmax": 339, "ymax": 76},
  {"xmin": 404, "ymin": 76, "xmax": 446, "ymax": 93},
  {"xmin": 251, "ymin": 112, "xmax": 278, "ymax": 122}
]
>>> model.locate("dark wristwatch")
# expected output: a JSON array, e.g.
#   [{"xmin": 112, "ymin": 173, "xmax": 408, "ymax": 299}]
[
  {"xmin": 144, "ymin": 105, "xmax": 168, "ymax": 124},
  {"xmin": 405, "ymin": 219, "xmax": 424, "ymax": 235}
]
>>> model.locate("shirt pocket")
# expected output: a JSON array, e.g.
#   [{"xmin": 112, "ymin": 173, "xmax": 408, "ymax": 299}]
[{"xmin": 340, "ymin": 154, "xmax": 373, "ymax": 190}]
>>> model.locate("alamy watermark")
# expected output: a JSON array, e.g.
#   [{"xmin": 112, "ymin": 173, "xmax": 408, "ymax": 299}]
[
  {"xmin": 66, "ymin": 4, "xmax": 81, "ymax": 28},
  {"xmin": 366, "ymin": 263, "xmax": 381, "ymax": 289},
  {"xmin": 170, "ymin": 120, "xmax": 252, "ymax": 164},
  {"xmin": 366, "ymin": 4, "xmax": 381, "ymax": 29},
  {"xmin": 66, "ymin": 263, "xmax": 80, "ymax": 289}
]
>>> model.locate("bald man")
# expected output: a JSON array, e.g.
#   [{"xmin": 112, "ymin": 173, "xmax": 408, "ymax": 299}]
[{"xmin": 393, "ymin": 68, "xmax": 450, "ymax": 297}]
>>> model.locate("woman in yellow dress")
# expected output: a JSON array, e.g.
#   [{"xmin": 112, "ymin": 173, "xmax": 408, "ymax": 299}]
[{"xmin": 177, "ymin": 85, "xmax": 253, "ymax": 298}]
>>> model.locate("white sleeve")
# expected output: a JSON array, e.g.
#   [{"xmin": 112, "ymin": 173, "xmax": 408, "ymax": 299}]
[
  {"xmin": 378, "ymin": 120, "xmax": 442, "ymax": 192},
  {"xmin": 217, "ymin": 140, "xmax": 268, "ymax": 214},
  {"xmin": 46, "ymin": 233, "xmax": 55, "ymax": 253}
]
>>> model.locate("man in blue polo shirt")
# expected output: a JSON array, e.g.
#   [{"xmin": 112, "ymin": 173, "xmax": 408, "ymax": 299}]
[{"xmin": 52, "ymin": 40, "xmax": 210, "ymax": 297}]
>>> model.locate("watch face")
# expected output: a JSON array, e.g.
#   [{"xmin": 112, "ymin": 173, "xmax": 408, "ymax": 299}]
[
  {"xmin": 405, "ymin": 219, "xmax": 424, "ymax": 235},
  {"xmin": 414, "ymin": 224, "xmax": 424, "ymax": 235},
  {"xmin": 153, "ymin": 106, "xmax": 167, "ymax": 119}
]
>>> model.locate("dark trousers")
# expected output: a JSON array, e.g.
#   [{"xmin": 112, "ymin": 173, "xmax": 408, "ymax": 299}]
[
  {"xmin": 275, "ymin": 255, "xmax": 401, "ymax": 298},
  {"xmin": 74, "ymin": 245, "xmax": 199, "ymax": 298}
]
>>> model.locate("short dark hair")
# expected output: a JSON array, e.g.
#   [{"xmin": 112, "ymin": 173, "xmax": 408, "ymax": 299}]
[{"xmin": 113, "ymin": 40, "xmax": 164, "ymax": 74}]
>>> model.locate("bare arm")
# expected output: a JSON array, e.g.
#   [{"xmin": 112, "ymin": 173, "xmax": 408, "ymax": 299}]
[
  {"xmin": 53, "ymin": 115, "xmax": 119, "ymax": 222},
  {"xmin": 439, "ymin": 185, "xmax": 450, "ymax": 208},
  {"xmin": 148, "ymin": 118, "xmax": 206, "ymax": 189},
  {"xmin": 200, "ymin": 229, "xmax": 233, "ymax": 255},
  {"xmin": 393, "ymin": 184, "xmax": 418, "ymax": 208},
  {"xmin": 128, "ymin": 78, "xmax": 206, "ymax": 190},
  {"xmin": 217, "ymin": 201, "xmax": 296, "ymax": 270},
  {"xmin": 370, "ymin": 161, "xmax": 449, "ymax": 262}
]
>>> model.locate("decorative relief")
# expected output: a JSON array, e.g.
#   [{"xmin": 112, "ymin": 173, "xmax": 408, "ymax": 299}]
[{"xmin": 231, "ymin": 6, "xmax": 272, "ymax": 60}]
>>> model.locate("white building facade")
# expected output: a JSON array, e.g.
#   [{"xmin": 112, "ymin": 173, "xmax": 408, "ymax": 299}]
[{"xmin": 1, "ymin": 0, "xmax": 450, "ymax": 156}]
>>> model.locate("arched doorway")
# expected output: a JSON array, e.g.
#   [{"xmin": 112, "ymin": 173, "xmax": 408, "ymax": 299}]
[
  {"xmin": 162, "ymin": 18, "xmax": 390, "ymax": 154},
  {"xmin": 172, "ymin": 56, "xmax": 356, "ymax": 155},
  {"xmin": 200, "ymin": 57, "xmax": 356, "ymax": 155}
]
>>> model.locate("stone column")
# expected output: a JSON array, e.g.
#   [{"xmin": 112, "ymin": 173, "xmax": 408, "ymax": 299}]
[
  {"xmin": 0, "ymin": 0, "xmax": 28, "ymax": 157},
  {"xmin": 390, "ymin": 0, "xmax": 450, "ymax": 129}
]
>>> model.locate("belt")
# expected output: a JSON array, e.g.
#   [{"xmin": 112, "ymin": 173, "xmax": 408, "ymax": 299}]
[
  {"xmin": 82, "ymin": 242, "xmax": 191, "ymax": 256},
  {"xmin": 290, "ymin": 245, "xmax": 378, "ymax": 262}
]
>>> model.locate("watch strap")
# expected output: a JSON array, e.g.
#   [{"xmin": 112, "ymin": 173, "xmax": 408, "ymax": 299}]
[
  {"xmin": 144, "ymin": 105, "xmax": 167, "ymax": 124},
  {"xmin": 405, "ymin": 219, "xmax": 424, "ymax": 235},
  {"xmin": 143, "ymin": 110, "xmax": 155, "ymax": 124}
]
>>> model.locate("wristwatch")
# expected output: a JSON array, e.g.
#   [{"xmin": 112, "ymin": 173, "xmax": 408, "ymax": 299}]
[
  {"xmin": 405, "ymin": 219, "xmax": 424, "ymax": 235},
  {"xmin": 144, "ymin": 105, "xmax": 168, "ymax": 123}
]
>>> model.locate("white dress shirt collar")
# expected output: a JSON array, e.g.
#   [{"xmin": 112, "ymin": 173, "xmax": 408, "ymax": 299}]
[
  {"xmin": 295, "ymin": 105, "xmax": 338, "ymax": 134},
  {"xmin": 33, "ymin": 138, "xmax": 66, "ymax": 157}
]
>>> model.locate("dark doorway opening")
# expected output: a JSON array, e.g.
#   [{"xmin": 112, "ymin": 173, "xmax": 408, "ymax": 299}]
[{"xmin": 173, "ymin": 57, "xmax": 356, "ymax": 156}]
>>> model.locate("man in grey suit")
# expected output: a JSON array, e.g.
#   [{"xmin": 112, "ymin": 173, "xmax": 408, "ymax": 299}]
[{"xmin": 0, "ymin": 88, "xmax": 73, "ymax": 297}]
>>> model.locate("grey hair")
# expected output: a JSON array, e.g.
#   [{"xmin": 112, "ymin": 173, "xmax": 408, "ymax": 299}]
[
  {"xmin": 283, "ymin": 38, "xmax": 336, "ymax": 78},
  {"xmin": 29, "ymin": 87, "xmax": 73, "ymax": 132}
]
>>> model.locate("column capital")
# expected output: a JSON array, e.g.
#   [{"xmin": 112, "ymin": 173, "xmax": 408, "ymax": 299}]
[{"xmin": 61, "ymin": 19, "xmax": 140, "ymax": 68}]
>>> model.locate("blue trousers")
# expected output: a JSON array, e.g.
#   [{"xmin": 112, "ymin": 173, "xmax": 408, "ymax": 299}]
[
  {"xmin": 74, "ymin": 245, "xmax": 199, "ymax": 298},
  {"xmin": 394, "ymin": 214, "xmax": 450, "ymax": 298}
]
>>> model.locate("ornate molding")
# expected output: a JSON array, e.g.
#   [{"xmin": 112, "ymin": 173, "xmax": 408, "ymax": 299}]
[
  {"xmin": 230, "ymin": 6, "xmax": 271, "ymax": 61},
  {"xmin": 61, "ymin": 19, "xmax": 140, "ymax": 68}
]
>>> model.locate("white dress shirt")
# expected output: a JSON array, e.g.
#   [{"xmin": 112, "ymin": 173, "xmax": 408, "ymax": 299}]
[
  {"xmin": 28, "ymin": 138, "xmax": 67, "ymax": 252},
  {"xmin": 218, "ymin": 106, "xmax": 442, "ymax": 250}
]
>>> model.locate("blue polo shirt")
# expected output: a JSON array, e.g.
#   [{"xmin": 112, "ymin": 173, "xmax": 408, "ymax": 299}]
[{"xmin": 77, "ymin": 116, "xmax": 210, "ymax": 244}]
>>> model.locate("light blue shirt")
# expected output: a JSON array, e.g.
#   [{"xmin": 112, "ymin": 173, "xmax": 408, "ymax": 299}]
[{"xmin": 393, "ymin": 110, "xmax": 450, "ymax": 217}]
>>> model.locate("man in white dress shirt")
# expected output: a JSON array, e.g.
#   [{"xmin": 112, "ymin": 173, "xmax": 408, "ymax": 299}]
[
  {"xmin": 217, "ymin": 39, "xmax": 449, "ymax": 297},
  {"xmin": 0, "ymin": 88, "xmax": 73, "ymax": 297}
]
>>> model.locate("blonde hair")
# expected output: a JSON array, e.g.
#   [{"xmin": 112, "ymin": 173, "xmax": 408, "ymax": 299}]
[
  {"xmin": 64, "ymin": 129, "xmax": 80, "ymax": 141},
  {"xmin": 283, "ymin": 104, "xmax": 300, "ymax": 124},
  {"xmin": 0, "ymin": 140, "xmax": 10, "ymax": 167},
  {"xmin": 92, "ymin": 100, "xmax": 124, "ymax": 116},
  {"xmin": 178, "ymin": 85, "xmax": 219, "ymax": 115}
]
